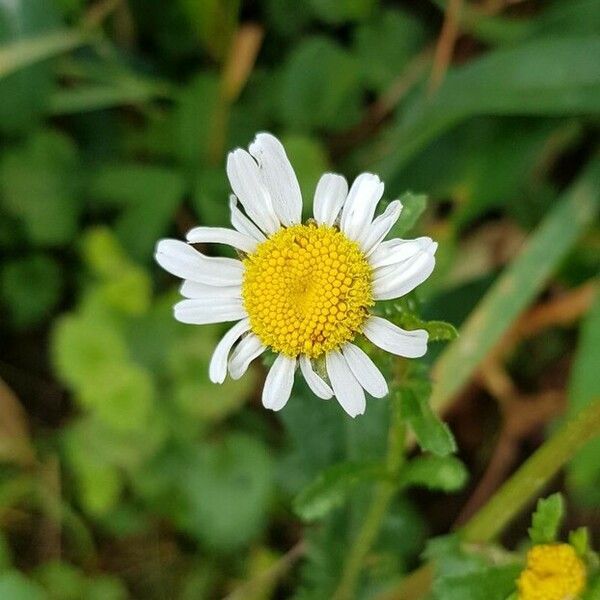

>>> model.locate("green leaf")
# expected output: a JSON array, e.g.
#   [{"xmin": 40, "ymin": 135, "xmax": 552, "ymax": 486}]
[
  {"xmin": 389, "ymin": 310, "xmax": 459, "ymax": 343},
  {"xmin": 0, "ymin": 0, "xmax": 61, "ymax": 132},
  {"xmin": 1, "ymin": 254, "xmax": 62, "ymax": 328},
  {"xmin": 179, "ymin": 0, "xmax": 239, "ymax": 61},
  {"xmin": 0, "ymin": 129, "xmax": 82, "ymax": 246},
  {"xmin": 309, "ymin": 0, "xmax": 375, "ymax": 24},
  {"xmin": 528, "ymin": 493, "xmax": 565, "ymax": 544},
  {"xmin": 431, "ymin": 565, "xmax": 521, "ymax": 600},
  {"xmin": 0, "ymin": 571, "xmax": 47, "ymax": 600},
  {"xmin": 52, "ymin": 313, "xmax": 128, "ymax": 389},
  {"xmin": 34, "ymin": 561, "xmax": 87, "ymax": 600},
  {"xmin": 176, "ymin": 434, "xmax": 274, "ymax": 552},
  {"xmin": 281, "ymin": 135, "xmax": 329, "ymax": 214},
  {"xmin": 378, "ymin": 36, "xmax": 600, "ymax": 177},
  {"xmin": 293, "ymin": 461, "xmax": 388, "ymax": 521},
  {"xmin": 428, "ymin": 157, "xmax": 600, "ymax": 417},
  {"xmin": 399, "ymin": 382, "xmax": 456, "ymax": 456},
  {"xmin": 279, "ymin": 37, "xmax": 362, "ymax": 132},
  {"xmin": 389, "ymin": 192, "xmax": 428, "ymax": 238},
  {"xmin": 89, "ymin": 165, "xmax": 185, "ymax": 262},
  {"xmin": 354, "ymin": 9, "xmax": 426, "ymax": 91},
  {"xmin": 399, "ymin": 455, "xmax": 468, "ymax": 492},
  {"xmin": 567, "ymin": 290, "xmax": 600, "ymax": 504},
  {"xmin": 569, "ymin": 527, "xmax": 590, "ymax": 557},
  {"xmin": 78, "ymin": 362, "xmax": 155, "ymax": 433},
  {"xmin": 0, "ymin": 28, "xmax": 86, "ymax": 80}
]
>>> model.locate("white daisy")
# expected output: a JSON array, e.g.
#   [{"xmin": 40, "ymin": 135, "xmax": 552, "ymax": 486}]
[{"xmin": 155, "ymin": 133, "xmax": 437, "ymax": 418}]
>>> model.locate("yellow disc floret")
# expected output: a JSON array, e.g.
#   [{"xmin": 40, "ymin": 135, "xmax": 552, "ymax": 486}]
[
  {"xmin": 242, "ymin": 223, "xmax": 373, "ymax": 358},
  {"xmin": 517, "ymin": 544, "xmax": 586, "ymax": 600}
]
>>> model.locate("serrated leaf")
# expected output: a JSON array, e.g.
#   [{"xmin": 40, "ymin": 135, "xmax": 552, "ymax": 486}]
[
  {"xmin": 569, "ymin": 527, "xmax": 590, "ymax": 557},
  {"xmin": 399, "ymin": 455, "xmax": 468, "ymax": 492},
  {"xmin": 293, "ymin": 461, "xmax": 388, "ymax": 521},
  {"xmin": 399, "ymin": 382, "xmax": 456, "ymax": 457},
  {"xmin": 528, "ymin": 493, "xmax": 564, "ymax": 544}
]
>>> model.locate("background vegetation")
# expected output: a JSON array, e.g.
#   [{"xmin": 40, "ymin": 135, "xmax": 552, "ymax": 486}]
[{"xmin": 0, "ymin": 0, "xmax": 599, "ymax": 598}]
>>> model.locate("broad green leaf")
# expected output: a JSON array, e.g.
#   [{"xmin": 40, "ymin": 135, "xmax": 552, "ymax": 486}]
[
  {"xmin": 354, "ymin": 9, "xmax": 426, "ymax": 91},
  {"xmin": 0, "ymin": 129, "xmax": 82, "ymax": 246},
  {"xmin": 166, "ymin": 324, "xmax": 257, "ymax": 424},
  {"xmin": 282, "ymin": 135, "xmax": 329, "ymax": 213},
  {"xmin": 400, "ymin": 383, "xmax": 456, "ymax": 456},
  {"xmin": 309, "ymin": 0, "xmax": 375, "ymax": 24},
  {"xmin": 89, "ymin": 165, "xmax": 185, "ymax": 262},
  {"xmin": 399, "ymin": 456, "xmax": 468, "ymax": 492},
  {"xmin": 0, "ymin": 254, "xmax": 62, "ymax": 328},
  {"xmin": 377, "ymin": 36, "xmax": 600, "ymax": 177},
  {"xmin": 428, "ymin": 157, "xmax": 600, "ymax": 416},
  {"xmin": 34, "ymin": 561, "xmax": 87, "ymax": 600},
  {"xmin": 78, "ymin": 362, "xmax": 155, "ymax": 433},
  {"xmin": 293, "ymin": 461, "xmax": 388, "ymax": 521},
  {"xmin": 52, "ymin": 313, "xmax": 128, "ymax": 389},
  {"xmin": 567, "ymin": 290, "xmax": 600, "ymax": 504},
  {"xmin": 0, "ymin": 571, "xmax": 47, "ymax": 600},
  {"xmin": 279, "ymin": 37, "xmax": 362, "ymax": 132},
  {"xmin": 175, "ymin": 434, "xmax": 274, "ymax": 552},
  {"xmin": 528, "ymin": 493, "xmax": 564, "ymax": 544}
]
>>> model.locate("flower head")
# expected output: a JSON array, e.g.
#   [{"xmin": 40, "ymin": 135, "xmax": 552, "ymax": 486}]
[
  {"xmin": 155, "ymin": 133, "xmax": 437, "ymax": 417},
  {"xmin": 517, "ymin": 544, "xmax": 586, "ymax": 600}
]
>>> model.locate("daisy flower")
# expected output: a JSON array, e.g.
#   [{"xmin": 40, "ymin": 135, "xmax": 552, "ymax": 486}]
[{"xmin": 155, "ymin": 133, "xmax": 437, "ymax": 417}]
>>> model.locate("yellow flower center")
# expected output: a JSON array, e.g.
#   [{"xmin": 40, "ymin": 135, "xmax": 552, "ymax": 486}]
[
  {"xmin": 517, "ymin": 544, "xmax": 586, "ymax": 600},
  {"xmin": 242, "ymin": 223, "xmax": 373, "ymax": 358}
]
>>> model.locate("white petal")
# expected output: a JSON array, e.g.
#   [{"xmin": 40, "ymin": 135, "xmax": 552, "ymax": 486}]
[
  {"xmin": 228, "ymin": 333, "xmax": 266, "ymax": 380},
  {"xmin": 299, "ymin": 355, "xmax": 333, "ymax": 399},
  {"xmin": 340, "ymin": 173, "xmax": 384, "ymax": 241},
  {"xmin": 155, "ymin": 239, "xmax": 244, "ymax": 285},
  {"xmin": 359, "ymin": 200, "xmax": 403, "ymax": 255},
  {"xmin": 249, "ymin": 133, "xmax": 302, "ymax": 226},
  {"xmin": 326, "ymin": 350, "xmax": 366, "ymax": 418},
  {"xmin": 209, "ymin": 318, "xmax": 251, "ymax": 383},
  {"xmin": 341, "ymin": 343, "xmax": 388, "ymax": 398},
  {"xmin": 186, "ymin": 226, "xmax": 257, "ymax": 253},
  {"xmin": 363, "ymin": 316, "xmax": 428, "ymax": 358},
  {"xmin": 370, "ymin": 237, "xmax": 434, "ymax": 270},
  {"xmin": 262, "ymin": 354, "xmax": 296, "ymax": 411},
  {"xmin": 229, "ymin": 195, "xmax": 267, "ymax": 243},
  {"xmin": 313, "ymin": 173, "xmax": 348, "ymax": 226},
  {"xmin": 226, "ymin": 149, "xmax": 279, "ymax": 234},
  {"xmin": 173, "ymin": 297, "xmax": 246, "ymax": 325},
  {"xmin": 179, "ymin": 280, "xmax": 242, "ymax": 299},
  {"xmin": 373, "ymin": 252, "xmax": 436, "ymax": 301}
]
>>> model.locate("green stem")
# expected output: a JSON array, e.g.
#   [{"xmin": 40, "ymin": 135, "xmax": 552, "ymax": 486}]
[
  {"xmin": 462, "ymin": 395, "xmax": 600, "ymax": 543},
  {"xmin": 332, "ymin": 398, "xmax": 406, "ymax": 600},
  {"xmin": 375, "ymin": 395, "xmax": 600, "ymax": 600}
]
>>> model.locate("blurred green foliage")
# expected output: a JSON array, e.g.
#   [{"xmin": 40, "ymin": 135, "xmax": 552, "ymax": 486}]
[{"xmin": 0, "ymin": 0, "xmax": 599, "ymax": 598}]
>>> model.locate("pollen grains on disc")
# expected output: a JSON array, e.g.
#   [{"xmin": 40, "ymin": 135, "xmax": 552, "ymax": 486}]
[{"xmin": 242, "ymin": 223, "xmax": 374, "ymax": 358}]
